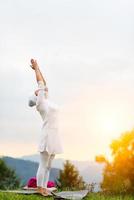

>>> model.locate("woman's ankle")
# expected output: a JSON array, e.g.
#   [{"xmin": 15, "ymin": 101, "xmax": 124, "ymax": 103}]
[
  {"xmin": 37, "ymin": 186, "xmax": 43, "ymax": 192},
  {"xmin": 37, "ymin": 187, "xmax": 49, "ymax": 194},
  {"xmin": 44, "ymin": 187, "xmax": 48, "ymax": 192}
]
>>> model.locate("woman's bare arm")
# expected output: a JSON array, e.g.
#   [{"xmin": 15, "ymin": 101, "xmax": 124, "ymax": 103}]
[{"xmin": 30, "ymin": 59, "xmax": 46, "ymax": 86}]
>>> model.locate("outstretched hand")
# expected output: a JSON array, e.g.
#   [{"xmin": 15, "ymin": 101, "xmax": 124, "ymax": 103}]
[
  {"xmin": 30, "ymin": 59, "xmax": 39, "ymax": 70},
  {"xmin": 30, "ymin": 58, "xmax": 47, "ymax": 86}
]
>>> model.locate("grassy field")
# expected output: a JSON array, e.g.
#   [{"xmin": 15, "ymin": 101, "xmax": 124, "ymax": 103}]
[{"xmin": 0, "ymin": 192, "xmax": 134, "ymax": 200}]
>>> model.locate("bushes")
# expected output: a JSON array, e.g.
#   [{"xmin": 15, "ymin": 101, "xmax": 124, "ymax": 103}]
[
  {"xmin": 96, "ymin": 129, "xmax": 134, "ymax": 194},
  {"xmin": 0, "ymin": 158, "xmax": 20, "ymax": 190},
  {"xmin": 58, "ymin": 160, "xmax": 86, "ymax": 190}
]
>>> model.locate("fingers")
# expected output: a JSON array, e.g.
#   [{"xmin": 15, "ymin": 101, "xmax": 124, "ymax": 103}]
[
  {"xmin": 30, "ymin": 59, "xmax": 38, "ymax": 66},
  {"xmin": 30, "ymin": 58, "xmax": 38, "ymax": 70},
  {"xmin": 31, "ymin": 58, "xmax": 37, "ymax": 63},
  {"xmin": 30, "ymin": 65, "xmax": 34, "ymax": 69},
  {"xmin": 35, "ymin": 60, "xmax": 38, "ymax": 65},
  {"xmin": 31, "ymin": 58, "xmax": 34, "ymax": 64}
]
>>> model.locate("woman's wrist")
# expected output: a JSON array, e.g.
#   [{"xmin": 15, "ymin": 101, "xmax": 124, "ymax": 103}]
[{"xmin": 35, "ymin": 67, "xmax": 40, "ymax": 71}]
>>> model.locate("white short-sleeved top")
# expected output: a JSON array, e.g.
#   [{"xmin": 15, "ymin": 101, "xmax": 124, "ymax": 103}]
[{"xmin": 36, "ymin": 81, "xmax": 63, "ymax": 155}]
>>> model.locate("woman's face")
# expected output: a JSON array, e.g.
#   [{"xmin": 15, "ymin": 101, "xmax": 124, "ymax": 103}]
[{"xmin": 35, "ymin": 88, "xmax": 48, "ymax": 98}]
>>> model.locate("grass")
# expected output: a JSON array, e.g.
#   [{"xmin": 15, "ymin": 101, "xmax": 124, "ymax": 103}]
[
  {"xmin": 0, "ymin": 192, "xmax": 134, "ymax": 200},
  {"xmin": 85, "ymin": 193, "xmax": 134, "ymax": 200},
  {"xmin": 0, "ymin": 192, "xmax": 52, "ymax": 200}
]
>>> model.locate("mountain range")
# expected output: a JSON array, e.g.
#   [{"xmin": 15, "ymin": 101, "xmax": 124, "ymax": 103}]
[
  {"xmin": 2, "ymin": 155, "xmax": 104, "ymax": 191},
  {"xmin": 2, "ymin": 156, "xmax": 60, "ymax": 186},
  {"xmin": 21, "ymin": 154, "xmax": 104, "ymax": 185}
]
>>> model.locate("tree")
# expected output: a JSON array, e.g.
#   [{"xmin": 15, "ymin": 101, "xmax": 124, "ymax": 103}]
[
  {"xmin": 58, "ymin": 160, "xmax": 86, "ymax": 190},
  {"xmin": 96, "ymin": 129, "xmax": 134, "ymax": 194},
  {"xmin": 0, "ymin": 158, "xmax": 20, "ymax": 190}
]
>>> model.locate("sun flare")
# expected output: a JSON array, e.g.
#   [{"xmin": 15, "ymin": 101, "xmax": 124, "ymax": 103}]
[{"xmin": 95, "ymin": 107, "xmax": 128, "ymax": 139}]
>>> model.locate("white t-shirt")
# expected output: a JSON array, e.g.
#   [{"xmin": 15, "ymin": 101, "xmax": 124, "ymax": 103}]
[{"xmin": 36, "ymin": 81, "xmax": 63, "ymax": 155}]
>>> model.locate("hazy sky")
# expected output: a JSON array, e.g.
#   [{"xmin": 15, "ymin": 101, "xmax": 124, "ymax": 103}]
[{"xmin": 1, "ymin": 0, "xmax": 134, "ymax": 161}]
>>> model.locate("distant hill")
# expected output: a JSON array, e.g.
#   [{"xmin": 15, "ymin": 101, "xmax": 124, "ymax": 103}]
[
  {"xmin": 2, "ymin": 156, "xmax": 60, "ymax": 186},
  {"xmin": 22, "ymin": 154, "xmax": 64, "ymax": 169},
  {"xmin": 1, "ymin": 155, "xmax": 104, "ymax": 191},
  {"xmin": 21, "ymin": 154, "xmax": 104, "ymax": 185}
]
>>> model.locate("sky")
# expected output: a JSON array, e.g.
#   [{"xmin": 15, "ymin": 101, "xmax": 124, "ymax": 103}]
[{"xmin": 0, "ymin": 0, "xmax": 134, "ymax": 161}]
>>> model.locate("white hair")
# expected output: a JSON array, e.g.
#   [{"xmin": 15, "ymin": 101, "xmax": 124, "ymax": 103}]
[{"xmin": 28, "ymin": 94, "xmax": 37, "ymax": 107}]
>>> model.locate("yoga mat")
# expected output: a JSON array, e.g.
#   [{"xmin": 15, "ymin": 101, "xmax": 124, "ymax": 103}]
[
  {"xmin": 52, "ymin": 190, "xmax": 89, "ymax": 200},
  {"xmin": 1, "ymin": 189, "xmax": 89, "ymax": 199}
]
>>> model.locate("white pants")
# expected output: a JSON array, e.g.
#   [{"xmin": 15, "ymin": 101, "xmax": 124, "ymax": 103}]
[{"xmin": 36, "ymin": 151, "xmax": 55, "ymax": 188}]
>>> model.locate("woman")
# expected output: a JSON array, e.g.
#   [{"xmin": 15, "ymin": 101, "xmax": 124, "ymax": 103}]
[{"xmin": 28, "ymin": 59, "xmax": 63, "ymax": 196}]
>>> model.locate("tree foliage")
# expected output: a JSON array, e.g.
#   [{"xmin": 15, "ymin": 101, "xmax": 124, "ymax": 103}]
[
  {"xmin": 0, "ymin": 158, "xmax": 20, "ymax": 190},
  {"xmin": 58, "ymin": 160, "xmax": 86, "ymax": 190},
  {"xmin": 96, "ymin": 129, "xmax": 134, "ymax": 194}
]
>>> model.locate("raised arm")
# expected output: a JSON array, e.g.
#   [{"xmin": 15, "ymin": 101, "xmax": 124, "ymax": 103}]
[
  {"xmin": 29, "ymin": 58, "xmax": 49, "ymax": 110},
  {"xmin": 30, "ymin": 59, "xmax": 46, "ymax": 86}
]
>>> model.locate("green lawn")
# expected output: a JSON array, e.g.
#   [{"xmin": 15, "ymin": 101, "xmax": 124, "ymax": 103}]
[
  {"xmin": 0, "ymin": 192, "xmax": 51, "ymax": 200},
  {"xmin": 0, "ymin": 192, "xmax": 134, "ymax": 200}
]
